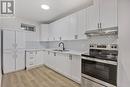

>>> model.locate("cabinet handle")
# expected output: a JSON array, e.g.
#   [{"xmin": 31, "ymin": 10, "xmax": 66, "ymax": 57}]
[
  {"xmin": 48, "ymin": 51, "xmax": 50, "ymax": 55},
  {"xmin": 54, "ymin": 52, "xmax": 56, "ymax": 56},
  {"xmin": 69, "ymin": 55, "xmax": 72, "ymax": 60},
  {"xmin": 30, "ymin": 57, "xmax": 34, "ymax": 59},
  {"xmin": 35, "ymin": 51, "xmax": 37, "ymax": 54},
  {"xmin": 100, "ymin": 23, "xmax": 102, "ymax": 29},
  {"xmin": 98, "ymin": 23, "xmax": 100, "ymax": 29}
]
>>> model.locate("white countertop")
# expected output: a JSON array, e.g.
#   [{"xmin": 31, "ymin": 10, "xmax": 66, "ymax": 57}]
[{"xmin": 25, "ymin": 48, "xmax": 85, "ymax": 56}]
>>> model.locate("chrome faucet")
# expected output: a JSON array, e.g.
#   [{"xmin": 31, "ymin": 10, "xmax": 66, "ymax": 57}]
[{"xmin": 58, "ymin": 42, "xmax": 65, "ymax": 51}]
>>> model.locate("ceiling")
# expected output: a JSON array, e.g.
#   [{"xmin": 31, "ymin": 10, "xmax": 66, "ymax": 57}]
[{"xmin": 15, "ymin": 0, "xmax": 92, "ymax": 24}]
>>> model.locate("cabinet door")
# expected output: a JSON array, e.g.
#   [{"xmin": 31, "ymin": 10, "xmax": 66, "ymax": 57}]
[
  {"xmin": 58, "ymin": 16, "xmax": 70, "ymax": 40},
  {"xmin": 86, "ymin": 0, "xmax": 100, "ymax": 30},
  {"xmin": 71, "ymin": 55, "xmax": 81, "ymax": 83},
  {"xmin": 3, "ymin": 51, "xmax": 15, "ymax": 74},
  {"xmin": 40, "ymin": 24, "xmax": 49, "ymax": 41},
  {"xmin": 43, "ymin": 51, "xmax": 49, "ymax": 66},
  {"xmin": 16, "ymin": 50, "xmax": 25, "ymax": 71},
  {"xmin": 26, "ymin": 51, "xmax": 36, "ymax": 68},
  {"xmin": 16, "ymin": 31, "xmax": 25, "ymax": 49},
  {"xmin": 77, "ymin": 9, "xmax": 87, "ymax": 39},
  {"xmin": 35, "ymin": 51, "xmax": 44, "ymax": 66},
  {"xmin": 69, "ymin": 13, "xmax": 78, "ymax": 40},
  {"xmin": 100, "ymin": 0, "xmax": 118, "ymax": 28},
  {"xmin": 3, "ymin": 30, "xmax": 15, "ymax": 50},
  {"xmin": 56, "ymin": 53, "xmax": 71, "ymax": 77}
]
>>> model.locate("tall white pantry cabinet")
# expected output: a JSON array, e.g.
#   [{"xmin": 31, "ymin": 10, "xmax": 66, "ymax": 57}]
[{"xmin": 2, "ymin": 30, "xmax": 25, "ymax": 74}]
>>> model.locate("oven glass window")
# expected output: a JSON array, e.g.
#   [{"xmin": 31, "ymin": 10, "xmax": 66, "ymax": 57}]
[{"xmin": 82, "ymin": 59, "xmax": 117, "ymax": 86}]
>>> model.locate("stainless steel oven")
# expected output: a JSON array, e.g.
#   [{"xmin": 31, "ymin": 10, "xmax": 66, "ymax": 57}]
[{"xmin": 81, "ymin": 44, "xmax": 118, "ymax": 87}]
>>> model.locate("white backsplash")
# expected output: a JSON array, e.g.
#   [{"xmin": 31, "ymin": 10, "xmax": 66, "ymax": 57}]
[{"xmin": 26, "ymin": 35, "xmax": 118, "ymax": 51}]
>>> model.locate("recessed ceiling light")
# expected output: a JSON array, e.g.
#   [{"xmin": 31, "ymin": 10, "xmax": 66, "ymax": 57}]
[{"xmin": 41, "ymin": 4, "xmax": 50, "ymax": 10}]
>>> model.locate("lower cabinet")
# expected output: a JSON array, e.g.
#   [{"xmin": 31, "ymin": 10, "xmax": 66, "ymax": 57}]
[
  {"xmin": 26, "ymin": 50, "xmax": 44, "ymax": 69},
  {"xmin": 44, "ymin": 52, "xmax": 81, "ymax": 83},
  {"xmin": 70, "ymin": 55, "xmax": 81, "ymax": 83},
  {"xmin": 26, "ymin": 50, "xmax": 81, "ymax": 83}
]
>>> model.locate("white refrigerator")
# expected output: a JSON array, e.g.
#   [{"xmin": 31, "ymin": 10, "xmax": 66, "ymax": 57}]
[{"xmin": 2, "ymin": 30, "xmax": 25, "ymax": 74}]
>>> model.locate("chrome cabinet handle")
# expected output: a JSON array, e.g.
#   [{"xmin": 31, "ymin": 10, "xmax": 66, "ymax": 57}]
[
  {"xmin": 54, "ymin": 52, "xmax": 56, "ymax": 56},
  {"xmin": 100, "ymin": 23, "xmax": 102, "ymax": 29},
  {"xmin": 69, "ymin": 55, "xmax": 72, "ymax": 60},
  {"xmin": 97, "ymin": 23, "xmax": 99, "ymax": 29}
]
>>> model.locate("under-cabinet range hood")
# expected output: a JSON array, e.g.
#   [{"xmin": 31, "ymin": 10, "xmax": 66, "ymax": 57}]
[{"xmin": 85, "ymin": 27, "xmax": 118, "ymax": 37}]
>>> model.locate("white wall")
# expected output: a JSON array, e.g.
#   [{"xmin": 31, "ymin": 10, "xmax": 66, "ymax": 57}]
[{"xmin": 118, "ymin": 0, "xmax": 130, "ymax": 87}]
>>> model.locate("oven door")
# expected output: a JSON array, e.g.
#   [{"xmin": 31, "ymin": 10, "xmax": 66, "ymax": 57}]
[{"xmin": 82, "ymin": 58, "xmax": 117, "ymax": 86}]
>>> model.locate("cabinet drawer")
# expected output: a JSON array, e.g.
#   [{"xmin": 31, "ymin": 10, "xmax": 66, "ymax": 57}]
[
  {"xmin": 26, "ymin": 51, "xmax": 36, "ymax": 56},
  {"xmin": 28, "ymin": 56, "xmax": 35, "ymax": 60},
  {"xmin": 82, "ymin": 77, "xmax": 105, "ymax": 87}
]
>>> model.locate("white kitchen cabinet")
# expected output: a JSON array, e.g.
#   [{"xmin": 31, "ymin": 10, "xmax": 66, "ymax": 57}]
[
  {"xmin": 70, "ymin": 55, "xmax": 81, "ymax": 83},
  {"xmin": 26, "ymin": 51, "xmax": 36, "ymax": 68},
  {"xmin": 35, "ymin": 51, "xmax": 44, "ymax": 66},
  {"xmin": 86, "ymin": 0, "xmax": 100, "ymax": 31},
  {"xmin": 69, "ymin": 13, "xmax": 78, "ymax": 40},
  {"xmin": 40, "ymin": 24, "xmax": 49, "ymax": 41},
  {"xmin": 50, "ymin": 22, "xmax": 61, "ymax": 41},
  {"xmin": 26, "ymin": 50, "xmax": 44, "ymax": 69},
  {"xmin": 86, "ymin": 0, "xmax": 117, "ymax": 30},
  {"xmin": 100, "ymin": 0, "xmax": 118, "ymax": 28},
  {"xmin": 77, "ymin": 9, "xmax": 87, "ymax": 39},
  {"xmin": 16, "ymin": 50, "xmax": 25, "ymax": 71},
  {"xmin": 49, "ymin": 16, "xmax": 71, "ymax": 41},
  {"xmin": 44, "ymin": 51, "xmax": 50, "ymax": 66},
  {"xmin": 44, "ymin": 52, "xmax": 81, "ymax": 83},
  {"xmin": 58, "ymin": 16, "xmax": 70, "ymax": 40},
  {"xmin": 16, "ymin": 31, "xmax": 25, "ymax": 49},
  {"xmin": 3, "ymin": 51, "xmax": 16, "ymax": 73},
  {"xmin": 55, "ymin": 53, "xmax": 71, "ymax": 77},
  {"xmin": 3, "ymin": 30, "xmax": 15, "ymax": 50},
  {"xmin": 3, "ymin": 30, "xmax": 25, "ymax": 74}
]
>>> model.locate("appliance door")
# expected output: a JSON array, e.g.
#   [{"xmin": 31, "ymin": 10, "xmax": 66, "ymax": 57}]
[{"xmin": 82, "ymin": 59, "xmax": 117, "ymax": 86}]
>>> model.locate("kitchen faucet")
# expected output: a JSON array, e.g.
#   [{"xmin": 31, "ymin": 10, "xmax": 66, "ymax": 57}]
[{"xmin": 58, "ymin": 42, "xmax": 65, "ymax": 51}]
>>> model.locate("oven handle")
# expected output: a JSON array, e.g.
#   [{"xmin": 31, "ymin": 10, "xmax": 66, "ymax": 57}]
[{"xmin": 82, "ymin": 57, "xmax": 117, "ymax": 65}]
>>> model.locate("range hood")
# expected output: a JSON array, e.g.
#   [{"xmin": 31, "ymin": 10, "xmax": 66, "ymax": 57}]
[{"xmin": 85, "ymin": 27, "xmax": 118, "ymax": 37}]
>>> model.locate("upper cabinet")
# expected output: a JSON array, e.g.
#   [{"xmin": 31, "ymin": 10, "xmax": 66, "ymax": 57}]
[
  {"xmin": 40, "ymin": 0, "xmax": 118, "ymax": 41},
  {"xmin": 87, "ymin": 0, "xmax": 117, "ymax": 30},
  {"xmin": 40, "ymin": 24, "xmax": 49, "ymax": 41},
  {"xmin": 86, "ymin": 0, "xmax": 100, "ymax": 30},
  {"xmin": 99, "ymin": 0, "xmax": 118, "ymax": 28}
]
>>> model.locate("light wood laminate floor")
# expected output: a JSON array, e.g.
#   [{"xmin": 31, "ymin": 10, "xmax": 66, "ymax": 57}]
[{"xmin": 2, "ymin": 66, "xmax": 80, "ymax": 87}]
